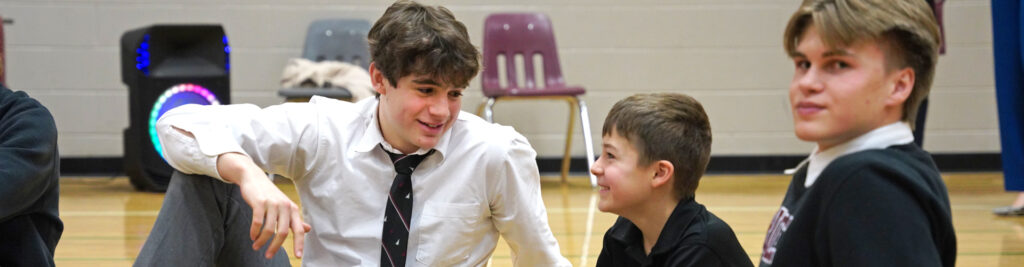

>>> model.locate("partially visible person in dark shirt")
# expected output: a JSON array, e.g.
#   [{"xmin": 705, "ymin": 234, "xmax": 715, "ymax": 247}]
[{"xmin": 0, "ymin": 84, "xmax": 63, "ymax": 266}]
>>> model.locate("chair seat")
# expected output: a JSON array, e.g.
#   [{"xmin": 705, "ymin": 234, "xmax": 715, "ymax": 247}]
[{"xmin": 489, "ymin": 86, "xmax": 585, "ymax": 97}]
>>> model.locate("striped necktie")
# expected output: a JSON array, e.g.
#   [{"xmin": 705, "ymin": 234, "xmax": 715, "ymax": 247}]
[{"xmin": 380, "ymin": 148, "xmax": 433, "ymax": 267}]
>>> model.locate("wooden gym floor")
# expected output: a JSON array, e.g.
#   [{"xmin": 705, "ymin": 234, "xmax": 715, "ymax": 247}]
[{"xmin": 56, "ymin": 173, "xmax": 1023, "ymax": 266}]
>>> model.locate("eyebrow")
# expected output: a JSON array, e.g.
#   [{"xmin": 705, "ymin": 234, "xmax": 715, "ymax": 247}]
[
  {"xmin": 822, "ymin": 49, "xmax": 851, "ymax": 58},
  {"xmin": 412, "ymin": 78, "xmax": 441, "ymax": 86},
  {"xmin": 788, "ymin": 49, "xmax": 851, "ymax": 59}
]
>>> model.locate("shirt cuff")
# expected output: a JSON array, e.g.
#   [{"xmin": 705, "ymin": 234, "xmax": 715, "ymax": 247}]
[{"xmin": 157, "ymin": 108, "xmax": 247, "ymax": 182}]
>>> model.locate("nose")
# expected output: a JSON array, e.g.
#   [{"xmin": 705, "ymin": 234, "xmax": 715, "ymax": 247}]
[
  {"xmin": 590, "ymin": 157, "xmax": 604, "ymax": 176},
  {"xmin": 427, "ymin": 95, "xmax": 450, "ymax": 119},
  {"xmin": 794, "ymin": 68, "xmax": 824, "ymax": 94}
]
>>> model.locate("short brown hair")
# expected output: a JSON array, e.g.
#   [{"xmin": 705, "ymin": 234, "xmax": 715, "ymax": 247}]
[
  {"xmin": 368, "ymin": 0, "xmax": 480, "ymax": 88},
  {"xmin": 603, "ymin": 93, "xmax": 712, "ymax": 200},
  {"xmin": 783, "ymin": 0, "xmax": 941, "ymax": 126}
]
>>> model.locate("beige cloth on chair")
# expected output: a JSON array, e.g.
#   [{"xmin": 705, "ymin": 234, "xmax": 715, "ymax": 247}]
[{"xmin": 280, "ymin": 58, "xmax": 375, "ymax": 101}]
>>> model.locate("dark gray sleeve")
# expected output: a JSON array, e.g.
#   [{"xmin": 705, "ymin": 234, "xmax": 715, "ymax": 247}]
[{"xmin": 0, "ymin": 88, "xmax": 59, "ymax": 221}]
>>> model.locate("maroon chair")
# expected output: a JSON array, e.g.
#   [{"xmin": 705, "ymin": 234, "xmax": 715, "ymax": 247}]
[{"xmin": 477, "ymin": 13, "xmax": 596, "ymax": 187}]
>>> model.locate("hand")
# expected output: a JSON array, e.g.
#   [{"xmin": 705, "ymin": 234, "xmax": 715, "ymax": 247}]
[{"xmin": 218, "ymin": 152, "xmax": 311, "ymax": 259}]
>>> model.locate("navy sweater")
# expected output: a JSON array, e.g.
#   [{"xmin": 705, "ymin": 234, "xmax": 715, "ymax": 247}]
[
  {"xmin": 759, "ymin": 144, "xmax": 956, "ymax": 267},
  {"xmin": 0, "ymin": 85, "xmax": 62, "ymax": 266}
]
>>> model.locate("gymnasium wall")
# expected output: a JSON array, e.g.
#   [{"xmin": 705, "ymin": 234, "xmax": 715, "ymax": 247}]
[{"xmin": 0, "ymin": 0, "xmax": 997, "ymax": 162}]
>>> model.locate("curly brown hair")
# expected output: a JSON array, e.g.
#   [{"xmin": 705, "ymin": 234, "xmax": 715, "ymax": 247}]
[{"xmin": 368, "ymin": 0, "xmax": 480, "ymax": 89}]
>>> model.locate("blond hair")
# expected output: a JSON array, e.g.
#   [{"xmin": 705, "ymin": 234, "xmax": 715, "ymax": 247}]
[{"xmin": 783, "ymin": 0, "xmax": 941, "ymax": 126}]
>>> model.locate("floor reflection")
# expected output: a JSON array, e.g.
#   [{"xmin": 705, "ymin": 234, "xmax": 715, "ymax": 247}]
[{"xmin": 54, "ymin": 173, "xmax": 1024, "ymax": 267}]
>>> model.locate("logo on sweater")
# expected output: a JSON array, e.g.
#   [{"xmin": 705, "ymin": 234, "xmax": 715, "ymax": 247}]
[{"xmin": 761, "ymin": 206, "xmax": 794, "ymax": 264}]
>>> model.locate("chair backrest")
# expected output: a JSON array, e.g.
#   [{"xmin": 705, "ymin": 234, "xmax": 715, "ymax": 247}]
[
  {"xmin": 302, "ymin": 19, "xmax": 371, "ymax": 69},
  {"xmin": 481, "ymin": 13, "xmax": 567, "ymax": 96}
]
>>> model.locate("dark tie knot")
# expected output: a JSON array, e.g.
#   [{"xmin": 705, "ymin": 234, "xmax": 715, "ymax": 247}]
[{"xmin": 387, "ymin": 150, "xmax": 432, "ymax": 175}]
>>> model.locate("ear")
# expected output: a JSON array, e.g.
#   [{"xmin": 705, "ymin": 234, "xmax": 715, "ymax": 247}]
[
  {"xmin": 650, "ymin": 160, "xmax": 675, "ymax": 189},
  {"xmin": 886, "ymin": 67, "xmax": 915, "ymax": 107},
  {"xmin": 369, "ymin": 62, "xmax": 387, "ymax": 95}
]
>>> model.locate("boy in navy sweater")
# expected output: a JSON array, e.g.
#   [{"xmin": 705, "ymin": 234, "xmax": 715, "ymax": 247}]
[{"xmin": 760, "ymin": 0, "xmax": 956, "ymax": 266}]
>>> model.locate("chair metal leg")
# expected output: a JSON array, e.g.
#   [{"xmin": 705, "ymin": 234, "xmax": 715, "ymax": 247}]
[
  {"xmin": 480, "ymin": 97, "xmax": 496, "ymax": 123},
  {"xmin": 577, "ymin": 97, "xmax": 598, "ymax": 188},
  {"xmin": 561, "ymin": 99, "xmax": 577, "ymax": 185},
  {"xmin": 476, "ymin": 101, "xmax": 486, "ymax": 120}
]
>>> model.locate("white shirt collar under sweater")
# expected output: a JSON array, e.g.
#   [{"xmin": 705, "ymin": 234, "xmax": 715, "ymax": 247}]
[{"xmin": 803, "ymin": 122, "xmax": 915, "ymax": 187}]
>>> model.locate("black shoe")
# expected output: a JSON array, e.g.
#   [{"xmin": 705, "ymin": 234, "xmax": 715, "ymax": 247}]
[{"xmin": 993, "ymin": 206, "xmax": 1024, "ymax": 216}]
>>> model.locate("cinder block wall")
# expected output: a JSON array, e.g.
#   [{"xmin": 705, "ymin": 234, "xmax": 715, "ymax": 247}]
[{"xmin": 0, "ymin": 0, "xmax": 997, "ymax": 158}]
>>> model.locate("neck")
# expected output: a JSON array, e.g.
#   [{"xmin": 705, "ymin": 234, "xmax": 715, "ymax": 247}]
[
  {"xmin": 818, "ymin": 117, "xmax": 903, "ymax": 151},
  {"xmin": 623, "ymin": 194, "xmax": 679, "ymax": 255}
]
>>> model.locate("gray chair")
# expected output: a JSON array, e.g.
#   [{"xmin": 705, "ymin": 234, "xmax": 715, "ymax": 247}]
[{"xmin": 279, "ymin": 19, "xmax": 372, "ymax": 102}]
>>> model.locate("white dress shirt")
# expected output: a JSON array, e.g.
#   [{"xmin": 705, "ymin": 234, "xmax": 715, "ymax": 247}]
[
  {"xmin": 156, "ymin": 96, "xmax": 570, "ymax": 266},
  {"xmin": 804, "ymin": 122, "xmax": 916, "ymax": 187}
]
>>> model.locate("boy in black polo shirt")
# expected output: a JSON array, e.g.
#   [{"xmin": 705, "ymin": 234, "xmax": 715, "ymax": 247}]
[
  {"xmin": 593, "ymin": 93, "xmax": 753, "ymax": 267},
  {"xmin": 759, "ymin": 0, "xmax": 956, "ymax": 266}
]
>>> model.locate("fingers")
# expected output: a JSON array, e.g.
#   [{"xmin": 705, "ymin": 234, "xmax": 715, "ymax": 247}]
[
  {"xmin": 290, "ymin": 203, "xmax": 307, "ymax": 258},
  {"xmin": 266, "ymin": 204, "xmax": 291, "ymax": 259},
  {"xmin": 253, "ymin": 200, "xmax": 277, "ymax": 252},
  {"xmin": 239, "ymin": 178, "xmax": 304, "ymax": 260},
  {"xmin": 250, "ymin": 202, "xmax": 265, "ymax": 241}
]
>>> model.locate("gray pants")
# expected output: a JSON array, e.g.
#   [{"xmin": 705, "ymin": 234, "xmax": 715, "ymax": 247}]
[{"xmin": 134, "ymin": 171, "xmax": 291, "ymax": 267}]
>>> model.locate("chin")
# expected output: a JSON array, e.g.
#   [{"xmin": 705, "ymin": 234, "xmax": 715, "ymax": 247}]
[
  {"xmin": 414, "ymin": 139, "xmax": 439, "ymax": 150},
  {"xmin": 793, "ymin": 124, "xmax": 826, "ymax": 142},
  {"xmin": 597, "ymin": 200, "xmax": 616, "ymax": 213},
  {"xmin": 597, "ymin": 200, "xmax": 608, "ymax": 212},
  {"xmin": 793, "ymin": 131, "xmax": 819, "ymax": 142},
  {"xmin": 416, "ymin": 143, "xmax": 437, "ymax": 150}
]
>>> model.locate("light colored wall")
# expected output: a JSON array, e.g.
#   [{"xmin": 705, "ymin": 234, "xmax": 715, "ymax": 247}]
[{"xmin": 0, "ymin": 0, "xmax": 998, "ymax": 158}]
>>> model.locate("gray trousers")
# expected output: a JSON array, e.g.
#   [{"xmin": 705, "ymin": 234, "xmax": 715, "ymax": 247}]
[{"xmin": 134, "ymin": 171, "xmax": 291, "ymax": 267}]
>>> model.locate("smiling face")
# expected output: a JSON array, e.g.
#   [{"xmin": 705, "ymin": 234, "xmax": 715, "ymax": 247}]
[
  {"xmin": 372, "ymin": 63, "xmax": 463, "ymax": 154},
  {"xmin": 590, "ymin": 130, "xmax": 659, "ymax": 215},
  {"xmin": 788, "ymin": 25, "xmax": 913, "ymax": 150}
]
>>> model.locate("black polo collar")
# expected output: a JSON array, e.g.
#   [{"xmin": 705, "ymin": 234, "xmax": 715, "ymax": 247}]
[{"xmin": 608, "ymin": 197, "xmax": 701, "ymax": 262}]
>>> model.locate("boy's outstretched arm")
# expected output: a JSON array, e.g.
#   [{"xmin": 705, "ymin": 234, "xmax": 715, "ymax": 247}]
[{"xmin": 156, "ymin": 102, "xmax": 325, "ymax": 260}]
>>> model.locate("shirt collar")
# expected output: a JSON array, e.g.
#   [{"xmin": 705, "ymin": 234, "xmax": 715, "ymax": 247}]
[
  {"xmin": 608, "ymin": 197, "xmax": 701, "ymax": 261},
  {"xmin": 804, "ymin": 122, "xmax": 915, "ymax": 187},
  {"xmin": 352, "ymin": 97, "xmax": 451, "ymax": 159}
]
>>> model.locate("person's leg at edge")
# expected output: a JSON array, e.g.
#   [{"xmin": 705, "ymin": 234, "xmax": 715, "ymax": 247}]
[
  {"xmin": 134, "ymin": 171, "xmax": 291, "ymax": 266},
  {"xmin": 991, "ymin": 0, "xmax": 1024, "ymax": 216}
]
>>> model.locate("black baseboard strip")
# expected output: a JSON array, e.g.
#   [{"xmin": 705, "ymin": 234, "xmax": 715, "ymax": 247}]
[
  {"xmin": 61, "ymin": 157, "xmax": 123, "ymax": 176},
  {"xmin": 931, "ymin": 153, "xmax": 1002, "ymax": 172},
  {"xmin": 60, "ymin": 153, "xmax": 1003, "ymax": 176}
]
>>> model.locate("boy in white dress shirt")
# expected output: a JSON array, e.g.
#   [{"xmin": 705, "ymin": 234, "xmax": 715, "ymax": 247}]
[{"xmin": 134, "ymin": 1, "xmax": 570, "ymax": 266}]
